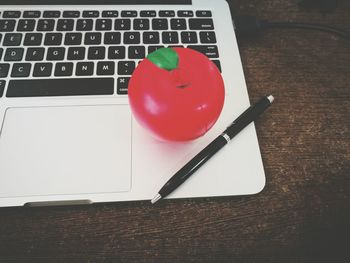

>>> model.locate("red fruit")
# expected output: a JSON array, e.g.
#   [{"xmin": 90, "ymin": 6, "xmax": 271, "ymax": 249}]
[{"xmin": 128, "ymin": 47, "xmax": 225, "ymax": 141}]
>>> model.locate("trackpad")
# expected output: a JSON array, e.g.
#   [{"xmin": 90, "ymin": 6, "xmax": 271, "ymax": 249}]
[{"xmin": 0, "ymin": 105, "xmax": 132, "ymax": 198}]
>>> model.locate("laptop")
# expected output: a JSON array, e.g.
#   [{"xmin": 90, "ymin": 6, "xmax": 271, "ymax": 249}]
[{"xmin": 0, "ymin": 0, "xmax": 266, "ymax": 207}]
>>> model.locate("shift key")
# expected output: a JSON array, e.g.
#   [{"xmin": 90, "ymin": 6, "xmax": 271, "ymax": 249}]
[
  {"xmin": 0, "ymin": 80, "xmax": 5, "ymax": 97},
  {"xmin": 189, "ymin": 19, "xmax": 214, "ymax": 30},
  {"xmin": 187, "ymin": 45, "xmax": 219, "ymax": 58}
]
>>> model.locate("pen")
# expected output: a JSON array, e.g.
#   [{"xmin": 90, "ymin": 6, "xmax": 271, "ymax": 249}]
[{"xmin": 151, "ymin": 95, "xmax": 274, "ymax": 204}]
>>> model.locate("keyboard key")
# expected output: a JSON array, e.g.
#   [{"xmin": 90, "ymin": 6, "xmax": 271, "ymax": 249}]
[
  {"xmin": 115, "ymin": 19, "xmax": 131, "ymax": 30},
  {"xmin": 47, "ymin": 47, "xmax": 65, "ymax": 60},
  {"xmin": 128, "ymin": 46, "xmax": 145, "ymax": 59},
  {"xmin": 76, "ymin": 62, "xmax": 94, "ymax": 76},
  {"xmin": 196, "ymin": 11, "xmax": 212, "ymax": 17},
  {"xmin": 118, "ymin": 61, "xmax": 135, "ymax": 75},
  {"xmin": 211, "ymin": 60, "xmax": 221, "ymax": 72},
  {"xmin": 104, "ymin": 32, "xmax": 121, "ymax": 44},
  {"xmin": 25, "ymin": 47, "xmax": 45, "ymax": 61},
  {"xmin": 0, "ymin": 20, "xmax": 16, "ymax": 32},
  {"xmin": 57, "ymin": 19, "xmax": 74, "ymax": 31},
  {"xmin": 140, "ymin": 11, "xmax": 156, "ymax": 17},
  {"xmin": 187, "ymin": 45, "xmax": 219, "ymax": 58},
  {"xmin": 0, "ymin": 64, "xmax": 10, "ymax": 77},
  {"xmin": 200, "ymin": 31, "xmax": 216, "ymax": 43},
  {"xmin": 97, "ymin": 61, "xmax": 114, "ymax": 75},
  {"xmin": 159, "ymin": 11, "xmax": 175, "ymax": 17},
  {"xmin": 43, "ymin": 11, "xmax": 61, "ymax": 18},
  {"xmin": 148, "ymin": 45, "xmax": 164, "ymax": 54},
  {"xmin": 168, "ymin": 45, "xmax": 184, "ymax": 49},
  {"xmin": 102, "ymin": 11, "xmax": 119, "ymax": 17},
  {"xmin": 96, "ymin": 19, "xmax": 112, "ymax": 31},
  {"xmin": 117, "ymin": 77, "xmax": 130, "ymax": 95},
  {"xmin": 68, "ymin": 47, "xmax": 85, "ymax": 60},
  {"xmin": 23, "ymin": 11, "xmax": 41, "ymax": 18},
  {"xmin": 121, "ymin": 11, "xmax": 137, "ymax": 17},
  {"xmin": 124, "ymin": 32, "xmax": 140, "ymax": 44},
  {"xmin": 143, "ymin": 32, "xmax": 160, "ymax": 44},
  {"xmin": 0, "ymin": 80, "xmax": 5, "ymax": 97},
  {"xmin": 152, "ymin": 19, "xmax": 168, "ymax": 30},
  {"xmin": 134, "ymin": 19, "xmax": 150, "ymax": 30},
  {"xmin": 4, "ymin": 48, "xmax": 24, "ymax": 61},
  {"xmin": 64, "ymin": 33, "xmax": 82, "ymax": 45},
  {"xmin": 178, "ymin": 11, "xmax": 194, "ymax": 17},
  {"xmin": 17, "ymin": 20, "xmax": 36, "ymax": 31},
  {"xmin": 84, "ymin": 32, "xmax": 102, "ymax": 45},
  {"xmin": 76, "ymin": 19, "xmax": 93, "ymax": 31},
  {"xmin": 0, "ymin": 48, "xmax": 3, "ymax": 60},
  {"xmin": 33, "ymin": 63, "xmax": 53, "ymax": 77},
  {"xmin": 6, "ymin": 78, "xmax": 114, "ymax": 97},
  {"xmin": 11, "ymin": 63, "xmax": 31, "ymax": 77},
  {"xmin": 3, "ymin": 11, "xmax": 21, "ymax": 18},
  {"xmin": 23, "ymin": 33, "xmax": 43, "ymax": 46},
  {"xmin": 37, "ymin": 19, "xmax": 55, "ymax": 31},
  {"xmin": 63, "ymin": 11, "xmax": 80, "ymax": 18},
  {"xmin": 181, "ymin": 31, "xmax": 197, "ymax": 44},
  {"xmin": 54, "ymin": 62, "xmax": 73, "ymax": 76},
  {"xmin": 3, "ymin": 33, "xmax": 22, "ymax": 46},
  {"xmin": 83, "ymin": 11, "xmax": 99, "ymax": 18},
  {"xmin": 170, "ymin": 19, "xmax": 187, "ymax": 30},
  {"xmin": 88, "ymin": 46, "xmax": 105, "ymax": 60},
  {"xmin": 189, "ymin": 19, "xmax": 214, "ymax": 30},
  {"xmin": 162, "ymin": 32, "xmax": 179, "ymax": 44},
  {"xmin": 108, "ymin": 46, "xmax": 125, "ymax": 59},
  {"xmin": 44, "ymin": 33, "xmax": 62, "ymax": 45}
]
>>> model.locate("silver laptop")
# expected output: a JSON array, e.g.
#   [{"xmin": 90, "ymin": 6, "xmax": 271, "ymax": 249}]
[{"xmin": 0, "ymin": 0, "xmax": 266, "ymax": 207}]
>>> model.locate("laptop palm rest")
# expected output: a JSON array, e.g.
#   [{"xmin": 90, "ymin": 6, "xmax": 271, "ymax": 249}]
[{"xmin": 0, "ymin": 105, "xmax": 132, "ymax": 198}]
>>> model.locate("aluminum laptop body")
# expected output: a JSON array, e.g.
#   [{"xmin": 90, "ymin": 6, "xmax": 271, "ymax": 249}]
[{"xmin": 0, "ymin": 0, "xmax": 265, "ymax": 207}]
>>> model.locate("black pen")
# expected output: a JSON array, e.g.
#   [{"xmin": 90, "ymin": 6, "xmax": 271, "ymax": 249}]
[{"xmin": 151, "ymin": 95, "xmax": 274, "ymax": 204}]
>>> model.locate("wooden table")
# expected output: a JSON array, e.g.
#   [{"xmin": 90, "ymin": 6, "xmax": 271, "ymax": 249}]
[{"xmin": 1, "ymin": 1, "xmax": 349, "ymax": 262}]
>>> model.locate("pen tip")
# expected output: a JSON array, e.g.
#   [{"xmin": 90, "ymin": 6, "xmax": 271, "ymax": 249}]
[
  {"xmin": 151, "ymin": 193, "xmax": 162, "ymax": 204},
  {"xmin": 267, "ymin": 95, "xmax": 274, "ymax": 103}
]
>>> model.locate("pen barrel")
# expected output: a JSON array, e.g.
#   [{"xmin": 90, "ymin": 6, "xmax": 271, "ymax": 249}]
[
  {"xmin": 225, "ymin": 96, "xmax": 272, "ymax": 139},
  {"xmin": 156, "ymin": 96, "xmax": 273, "ymax": 201},
  {"xmin": 159, "ymin": 136, "xmax": 227, "ymax": 198}
]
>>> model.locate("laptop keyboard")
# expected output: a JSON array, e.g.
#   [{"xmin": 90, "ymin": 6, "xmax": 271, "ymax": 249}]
[{"xmin": 0, "ymin": 9, "xmax": 221, "ymax": 98}]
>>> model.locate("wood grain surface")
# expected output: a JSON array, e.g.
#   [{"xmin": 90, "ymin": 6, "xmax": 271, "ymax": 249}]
[{"xmin": 0, "ymin": 1, "xmax": 349, "ymax": 262}]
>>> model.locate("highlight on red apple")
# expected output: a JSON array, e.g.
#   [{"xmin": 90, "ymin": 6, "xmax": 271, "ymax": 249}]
[{"xmin": 128, "ymin": 47, "xmax": 225, "ymax": 142}]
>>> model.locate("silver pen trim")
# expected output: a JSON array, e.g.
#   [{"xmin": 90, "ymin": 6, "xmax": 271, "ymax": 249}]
[
  {"xmin": 221, "ymin": 133, "xmax": 231, "ymax": 143},
  {"xmin": 151, "ymin": 193, "xmax": 162, "ymax": 204},
  {"xmin": 267, "ymin": 95, "xmax": 274, "ymax": 103}
]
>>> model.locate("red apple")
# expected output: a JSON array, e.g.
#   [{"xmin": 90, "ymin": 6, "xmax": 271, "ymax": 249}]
[{"xmin": 128, "ymin": 47, "xmax": 225, "ymax": 141}]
